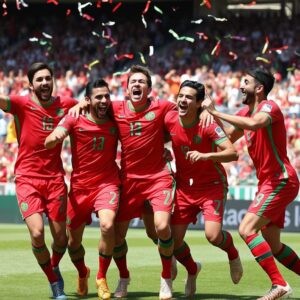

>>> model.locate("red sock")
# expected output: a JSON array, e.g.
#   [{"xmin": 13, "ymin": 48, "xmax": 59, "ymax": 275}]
[
  {"xmin": 174, "ymin": 242, "xmax": 197, "ymax": 275},
  {"xmin": 51, "ymin": 243, "xmax": 66, "ymax": 268},
  {"xmin": 158, "ymin": 238, "xmax": 173, "ymax": 279},
  {"xmin": 275, "ymin": 243, "xmax": 300, "ymax": 275},
  {"xmin": 73, "ymin": 259, "xmax": 88, "ymax": 278},
  {"xmin": 40, "ymin": 259, "xmax": 58, "ymax": 283},
  {"xmin": 114, "ymin": 255, "xmax": 130, "ymax": 278},
  {"xmin": 246, "ymin": 234, "xmax": 286, "ymax": 286},
  {"xmin": 218, "ymin": 231, "xmax": 239, "ymax": 260},
  {"xmin": 97, "ymin": 253, "xmax": 112, "ymax": 279}
]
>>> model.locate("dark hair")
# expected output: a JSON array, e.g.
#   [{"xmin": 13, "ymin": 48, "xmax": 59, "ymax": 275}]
[
  {"xmin": 246, "ymin": 67, "xmax": 274, "ymax": 96},
  {"xmin": 27, "ymin": 62, "xmax": 53, "ymax": 84},
  {"xmin": 127, "ymin": 65, "xmax": 152, "ymax": 88},
  {"xmin": 85, "ymin": 78, "xmax": 110, "ymax": 98},
  {"xmin": 179, "ymin": 80, "xmax": 205, "ymax": 101}
]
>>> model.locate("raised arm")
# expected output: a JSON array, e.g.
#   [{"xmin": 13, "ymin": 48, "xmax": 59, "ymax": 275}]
[{"xmin": 45, "ymin": 127, "xmax": 69, "ymax": 149}]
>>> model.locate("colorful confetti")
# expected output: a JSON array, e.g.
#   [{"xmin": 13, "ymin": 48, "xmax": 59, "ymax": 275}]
[
  {"xmin": 82, "ymin": 13, "xmax": 94, "ymax": 21},
  {"xmin": 168, "ymin": 29, "xmax": 195, "ymax": 43},
  {"xmin": 256, "ymin": 57, "xmax": 271, "ymax": 64},
  {"xmin": 66, "ymin": 9, "xmax": 71, "ymax": 16},
  {"xmin": 88, "ymin": 59, "xmax": 100, "ymax": 70},
  {"xmin": 211, "ymin": 40, "xmax": 221, "ymax": 56},
  {"xmin": 229, "ymin": 51, "xmax": 238, "ymax": 60},
  {"xmin": 47, "ymin": 0, "xmax": 58, "ymax": 5},
  {"xmin": 200, "ymin": 0, "xmax": 211, "ymax": 9},
  {"xmin": 139, "ymin": 52, "xmax": 146, "ymax": 64},
  {"xmin": 208, "ymin": 15, "xmax": 227, "ymax": 22},
  {"xmin": 196, "ymin": 32, "xmax": 209, "ymax": 40},
  {"xmin": 112, "ymin": 2, "xmax": 122, "ymax": 13},
  {"xmin": 113, "ymin": 68, "xmax": 131, "ymax": 77},
  {"xmin": 262, "ymin": 36, "xmax": 269, "ymax": 54},
  {"xmin": 16, "ymin": 0, "xmax": 28, "ymax": 10},
  {"xmin": 154, "ymin": 5, "xmax": 163, "ymax": 14},
  {"xmin": 142, "ymin": 0, "xmax": 151, "ymax": 15},
  {"xmin": 2, "ymin": 1, "xmax": 8, "ymax": 16},
  {"xmin": 78, "ymin": 2, "xmax": 92, "ymax": 16},
  {"xmin": 191, "ymin": 19, "xmax": 203, "ymax": 24},
  {"xmin": 149, "ymin": 45, "xmax": 154, "ymax": 56},
  {"xmin": 102, "ymin": 21, "xmax": 115, "ymax": 26},
  {"xmin": 114, "ymin": 53, "xmax": 134, "ymax": 60}
]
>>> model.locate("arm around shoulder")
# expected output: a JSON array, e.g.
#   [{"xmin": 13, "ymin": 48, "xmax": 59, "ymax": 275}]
[{"xmin": 0, "ymin": 95, "xmax": 10, "ymax": 111}]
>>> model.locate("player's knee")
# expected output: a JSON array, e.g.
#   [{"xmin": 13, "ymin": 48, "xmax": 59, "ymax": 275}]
[
  {"xmin": 100, "ymin": 221, "xmax": 114, "ymax": 236},
  {"xmin": 30, "ymin": 227, "xmax": 45, "ymax": 244},
  {"xmin": 238, "ymin": 224, "xmax": 251, "ymax": 241},
  {"xmin": 205, "ymin": 232, "xmax": 220, "ymax": 245},
  {"xmin": 54, "ymin": 233, "xmax": 68, "ymax": 247}
]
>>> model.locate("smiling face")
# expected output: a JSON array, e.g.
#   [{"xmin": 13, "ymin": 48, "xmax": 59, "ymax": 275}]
[
  {"xmin": 177, "ymin": 86, "xmax": 201, "ymax": 120},
  {"xmin": 127, "ymin": 72, "xmax": 151, "ymax": 106},
  {"xmin": 89, "ymin": 86, "xmax": 111, "ymax": 119},
  {"xmin": 240, "ymin": 74, "xmax": 259, "ymax": 105},
  {"xmin": 30, "ymin": 69, "xmax": 53, "ymax": 102}
]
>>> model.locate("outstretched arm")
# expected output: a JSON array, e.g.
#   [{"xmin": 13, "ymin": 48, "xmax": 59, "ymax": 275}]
[
  {"xmin": 45, "ymin": 127, "xmax": 68, "ymax": 149},
  {"xmin": 0, "ymin": 95, "xmax": 10, "ymax": 111},
  {"xmin": 202, "ymin": 98, "xmax": 271, "ymax": 131}
]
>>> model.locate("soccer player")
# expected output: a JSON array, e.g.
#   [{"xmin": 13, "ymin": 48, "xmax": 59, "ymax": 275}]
[
  {"xmin": 0, "ymin": 62, "xmax": 79, "ymax": 299},
  {"xmin": 164, "ymin": 80, "xmax": 243, "ymax": 297},
  {"xmin": 45, "ymin": 79, "xmax": 120, "ymax": 300},
  {"xmin": 111, "ymin": 65, "xmax": 176, "ymax": 300},
  {"xmin": 202, "ymin": 68, "xmax": 300, "ymax": 300}
]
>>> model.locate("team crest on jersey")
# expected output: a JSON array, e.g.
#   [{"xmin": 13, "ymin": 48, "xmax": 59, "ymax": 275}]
[
  {"xmin": 21, "ymin": 202, "xmax": 28, "ymax": 212},
  {"xmin": 145, "ymin": 112, "xmax": 155, "ymax": 121},
  {"xmin": 193, "ymin": 135, "xmax": 202, "ymax": 144},
  {"xmin": 110, "ymin": 127, "xmax": 117, "ymax": 135},
  {"xmin": 56, "ymin": 108, "xmax": 65, "ymax": 117},
  {"xmin": 261, "ymin": 104, "xmax": 272, "ymax": 113},
  {"xmin": 215, "ymin": 127, "xmax": 225, "ymax": 138}
]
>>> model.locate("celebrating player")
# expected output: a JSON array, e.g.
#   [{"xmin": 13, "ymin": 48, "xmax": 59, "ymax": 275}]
[
  {"xmin": 45, "ymin": 79, "xmax": 120, "ymax": 300},
  {"xmin": 0, "ymin": 62, "xmax": 79, "ymax": 299},
  {"xmin": 164, "ymin": 80, "xmax": 243, "ymax": 297},
  {"xmin": 202, "ymin": 68, "xmax": 300, "ymax": 300}
]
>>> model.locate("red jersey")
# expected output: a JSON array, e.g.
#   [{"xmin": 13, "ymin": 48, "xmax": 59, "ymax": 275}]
[
  {"xmin": 6, "ymin": 95, "xmax": 77, "ymax": 177},
  {"xmin": 58, "ymin": 114, "xmax": 119, "ymax": 189},
  {"xmin": 164, "ymin": 110, "xmax": 228, "ymax": 189},
  {"xmin": 112, "ymin": 99, "xmax": 176, "ymax": 179},
  {"xmin": 237, "ymin": 100, "xmax": 298, "ymax": 183}
]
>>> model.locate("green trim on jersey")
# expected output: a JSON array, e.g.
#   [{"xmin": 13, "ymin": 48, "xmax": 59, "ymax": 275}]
[
  {"xmin": 179, "ymin": 117, "xmax": 199, "ymax": 128},
  {"xmin": 214, "ymin": 136, "xmax": 228, "ymax": 145},
  {"xmin": 258, "ymin": 180, "xmax": 287, "ymax": 216},
  {"xmin": 4, "ymin": 96, "xmax": 11, "ymax": 112},
  {"xmin": 14, "ymin": 115, "xmax": 21, "ymax": 144},
  {"xmin": 87, "ymin": 113, "xmax": 108, "ymax": 124},
  {"xmin": 31, "ymin": 95, "xmax": 55, "ymax": 108},
  {"xmin": 127, "ymin": 100, "xmax": 149, "ymax": 113},
  {"xmin": 266, "ymin": 124, "xmax": 288, "ymax": 179}
]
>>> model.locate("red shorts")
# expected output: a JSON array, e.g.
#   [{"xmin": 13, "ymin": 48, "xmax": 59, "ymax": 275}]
[
  {"xmin": 116, "ymin": 175, "xmax": 175, "ymax": 222},
  {"xmin": 171, "ymin": 185, "xmax": 227, "ymax": 225},
  {"xmin": 67, "ymin": 183, "xmax": 120, "ymax": 229},
  {"xmin": 15, "ymin": 176, "xmax": 67, "ymax": 222},
  {"xmin": 248, "ymin": 179, "xmax": 299, "ymax": 228}
]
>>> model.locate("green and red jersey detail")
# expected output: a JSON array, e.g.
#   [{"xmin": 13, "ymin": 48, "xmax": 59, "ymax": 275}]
[
  {"xmin": 112, "ymin": 99, "xmax": 176, "ymax": 179},
  {"xmin": 236, "ymin": 100, "xmax": 298, "ymax": 183},
  {"xmin": 58, "ymin": 114, "xmax": 119, "ymax": 189},
  {"xmin": 164, "ymin": 110, "xmax": 228, "ymax": 188},
  {"xmin": 6, "ymin": 95, "xmax": 77, "ymax": 177}
]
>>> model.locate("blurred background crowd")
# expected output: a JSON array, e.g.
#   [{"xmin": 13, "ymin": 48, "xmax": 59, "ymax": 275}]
[{"xmin": 0, "ymin": 1, "xmax": 299, "ymax": 187}]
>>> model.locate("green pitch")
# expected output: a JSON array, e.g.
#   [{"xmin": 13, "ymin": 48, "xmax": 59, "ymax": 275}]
[{"xmin": 0, "ymin": 224, "xmax": 299, "ymax": 300}]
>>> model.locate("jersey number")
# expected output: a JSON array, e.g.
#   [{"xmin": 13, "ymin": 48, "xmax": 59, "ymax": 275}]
[
  {"xmin": 109, "ymin": 191, "xmax": 117, "ymax": 204},
  {"xmin": 42, "ymin": 116, "xmax": 54, "ymax": 131},
  {"xmin": 93, "ymin": 137, "xmax": 105, "ymax": 150},
  {"xmin": 213, "ymin": 199, "xmax": 221, "ymax": 215},
  {"xmin": 130, "ymin": 122, "xmax": 142, "ymax": 136},
  {"xmin": 163, "ymin": 190, "xmax": 171, "ymax": 205}
]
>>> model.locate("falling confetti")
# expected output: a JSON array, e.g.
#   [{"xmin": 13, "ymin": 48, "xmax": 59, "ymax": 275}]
[
  {"xmin": 168, "ymin": 29, "xmax": 195, "ymax": 43},
  {"xmin": 262, "ymin": 36, "xmax": 269, "ymax": 54},
  {"xmin": 102, "ymin": 21, "xmax": 115, "ymax": 26},
  {"xmin": 78, "ymin": 2, "xmax": 92, "ymax": 16},
  {"xmin": 149, "ymin": 45, "xmax": 154, "ymax": 56},
  {"xmin": 112, "ymin": 2, "xmax": 122, "ymax": 13},
  {"xmin": 141, "ymin": 15, "xmax": 147, "ymax": 28},
  {"xmin": 211, "ymin": 40, "xmax": 221, "ymax": 56},
  {"xmin": 42, "ymin": 32, "xmax": 53, "ymax": 39},
  {"xmin": 142, "ymin": 0, "xmax": 151, "ymax": 15},
  {"xmin": 114, "ymin": 53, "xmax": 134, "ymax": 60},
  {"xmin": 269, "ymin": 45, "xmax": 288, "ymax": 52},
  {"xmin": 154, "ymin": 5, "xmax": 163, "ymax": 14},
  {"xmin": 191, "ymin": 19, "xmax": 203, "ymax": 24},
  {"xmin": 29, "ymin": 37, "xmax": 39, "ymax": 42},
  {"xmin": 200, "ymin": 0, "xmax": 211, "ymax": 9},
  {"xmin": 256, "ymin": 57, "xmax": 270, "ymax": 64},
  {"xmin": 2, "ymin": 1, "xmax": 8, "ymax": 16},
  {"xmin": 92, "ymin": 31, "xmax": 101, "ymax": 37},
  {"xmin": 113, "ymin": 68, "xmax": 131, "ymax": 77},
  {"xmin": 88, "ymin": 59, "xmax": 100, "ymax": 70},
  {"xmin": 229, "ymin": 51, "xmax": 238, "ymax": 60},
  {"xmin": 66, "ymin": 9, "xmax": 71, "ymax": 16},
  {"xmin": 82, "ymin": 13, "xmax": 94, "ymax": 21},
  {"xmin": 139, "ymin": 52, "xmax": 146, "ymax": 64},
  {"xmin": 47, "ymin": 0, "xmax": 58, "ymax": 5},
  {"xmin": 294, "ymin": 50, "xmax": 300, "ymax": 57},
  {"xmin": 16, "ymin": 0, "xmax": 28, "ymax": 10},
  {"xmin": 196, "ymin": 32, "xmax": 209, "ymax": 40},
  {"xmin": 208, "ymin": 15, "xmax": 227, "ymax": 22}
]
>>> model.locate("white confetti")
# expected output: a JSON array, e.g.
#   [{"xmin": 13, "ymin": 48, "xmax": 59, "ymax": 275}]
[
  {"xmin": 78, "ymin": 2, "xmax": 92, "ymax": 16},
  {"xmin": 141, "ymin": 15, "xmax": 147, "ymax": 28},
  {"xmin": 102, "ymin": 21, "xmax": 115, "ymax": 26},
  {"xmin": 42, "ymin": 32, "xmax": 53, "ymax": 39},
  {"xmin": 208, "ymin": 14, "xmax": 228, "ymax": 22},
  {"xmin": 191, "ymin": 19, "xmax": 203, "ymax": 24},
  {"xmin": 149, "ymin": 45, "xmax": 154, "ymax": 56},
  {"xmin": 29, "ymin": 37, "xmax": 39, "ymax": 42}
]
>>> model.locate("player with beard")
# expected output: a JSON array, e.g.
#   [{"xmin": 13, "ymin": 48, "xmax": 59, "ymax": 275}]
[
  {"xmin": 0, "ymin": 62, "xmax": 80, "ymax": 299},
  {"xmin": 202, "ymin": 68, "xmax": 300, "ymax": 300},
  {"xmin": 164, "ymin": 80, "xmax": 243, "ymax": 297},
  {"xmin": 45, "ymin": 79, "xmax": 120, "ymax": 300},
  {"xmin": 111, "ymin": 65, "xmax": 176, "ymax": 300}
]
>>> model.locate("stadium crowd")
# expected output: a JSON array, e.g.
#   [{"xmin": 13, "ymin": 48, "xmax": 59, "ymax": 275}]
[{"xmin": 0, "ymin": 4, "xmax": 299, "ymax": 186}]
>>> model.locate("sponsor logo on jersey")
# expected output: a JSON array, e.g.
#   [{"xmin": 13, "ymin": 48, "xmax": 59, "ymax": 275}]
[
  {"xmin": 145, "ymin": 111, "xmax": 155, "ymax": 121},
  {"xmin": 215, "ymin": 127, "xmax": 225, "ymax": 137},
  {"xmin": 261, "ymin": 103, "xmax": 272, "ymax": 113},
  {"xmin": 21, "ymin": 202, "xmax": 28, "ymax": 212},
  {"xmin": 56, "ymin": 108, "xmax": 65, "ymax": 117},
  {"xmin": 193, "ymin": 134, "xmax": 202, "ymax": 144}
]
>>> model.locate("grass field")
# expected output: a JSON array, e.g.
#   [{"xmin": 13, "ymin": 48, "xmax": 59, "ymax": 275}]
[{"xmin": 0, "ymin": 224, "xmax": 299, "ymax": 300}]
